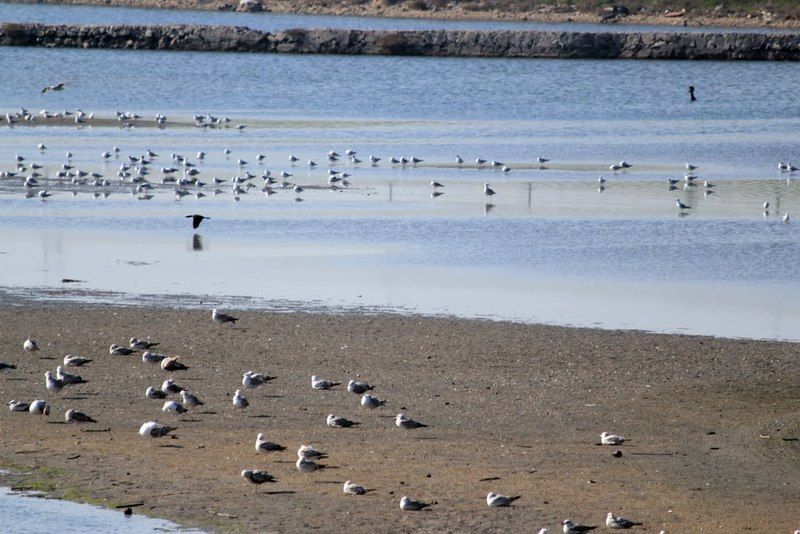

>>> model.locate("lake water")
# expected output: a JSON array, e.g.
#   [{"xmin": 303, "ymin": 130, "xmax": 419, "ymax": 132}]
[
  {"xmin": 0, "ymin": 485, "xmax": 194, "ymax": 533},
  {"xmin": 2, "ymin": 1, "xmax": 798, "ymax": 34},
  {"xmin": 1, "ymin": 8, "xmax": 799, "ymax": 340}
]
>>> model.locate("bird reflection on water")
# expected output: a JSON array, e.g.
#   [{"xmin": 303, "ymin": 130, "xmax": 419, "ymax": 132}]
[{"xmin": 192, "ymin": 234, "xmax": 203, "ymax": 251}]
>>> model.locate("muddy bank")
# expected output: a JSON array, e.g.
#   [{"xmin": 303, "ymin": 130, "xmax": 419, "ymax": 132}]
[
  {"xmin": 0, "ymin": 305, "xmax": 798, "ymax": 532},
  {"xmin": 1, "ymin": 22, "xmax": 799, "ymax": 59}
]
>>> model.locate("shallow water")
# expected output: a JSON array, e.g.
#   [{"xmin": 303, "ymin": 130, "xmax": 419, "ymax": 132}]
[
  {"xmin": 2, "ymin": 1, "xmax": 797, "ymax": 34},
  {"xmin": 1, "ymin": 38, "xmax": 799, "ymax": 341},
  {"xmin": 0, "ymin": 485, "xmax": 194, "ymax": 533}
]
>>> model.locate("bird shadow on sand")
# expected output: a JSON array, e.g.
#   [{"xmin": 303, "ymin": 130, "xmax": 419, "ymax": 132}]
[
  {"xmin": 46, "ymin": 421, "xmax": 67, "ymax": 425},
  {"xmin": 198, "ymin": 411, "xmax": 218, "ymax": 415},
  {"xmin": 159, "ymin": 444, "xmax": 184, "ymax": 449},
  {"xmin": 5, "ymin": 377, "xmax": 28, "ymax": 381},
  {"xmin": 178, "ymin": 419, "xmax": 203, "ymax": 424},
  {"xmin": 38, "ymin": 356, "xmax": 58, "ymax": 360},
  {"xmin": 260, "ymin": 490, "xmax": 296, "ymax": 495},
  {"xmin": 261, "ymin": 395, "xmax": 284, "ymax": 399},
  {"xmin": 247, "ymin": 414, "xmax": 272, "ymax": 419},
  {"xmin": 62, "ymin": 396, "xmax": 89, "ymax": 400}
]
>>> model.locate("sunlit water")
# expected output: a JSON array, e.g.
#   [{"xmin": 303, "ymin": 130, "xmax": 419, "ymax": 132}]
[
  {"xmin": 0, "ymin": 486, "xmax": 195, "ymax": 533},
  {"xmin": 1, "ymin": 30, "xmax": 799, "ymax": 340},
  {"xmin": 2, "ymin": 1, "xmax": 798, "ymax": 34}
]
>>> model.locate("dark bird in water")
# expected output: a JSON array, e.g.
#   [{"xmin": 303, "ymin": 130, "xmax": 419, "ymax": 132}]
[
  {"xmin": 42, "ymin": 82, "xmax": 66, "ymax": 93},
  {"xmin": 186, "ymin": 214, "xmax": 209, "ymax": 229},
  {"xmin": 689, "ymin": 85, "xmax": 697, "ymax": 102}
]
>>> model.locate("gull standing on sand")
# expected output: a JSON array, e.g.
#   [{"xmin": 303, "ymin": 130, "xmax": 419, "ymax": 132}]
[
  {"xmin": 212, "ymin": 308, "xmax": 238, "ymax": 324},
  {"xmin": 44, "ymin": 371, "xmax": 67, "ymax": 393},
  {"xmin": 343, "ymin": 480, "xmax": 367, "ymax": 495},
  {"xmin": 180, "ymin": 390, "xmax": 203, "ymax": 408},
  {"xmin": 233, "ymin": 389, "xmax": 249, "ymax": 409},
  {"xmin": 242, "ymin": 469, "xmax": 275, "ymax": 485},
  {"xmin": 29, "ymin": 399, "xmax": 50, "ymax": 417},
  {"xmin": 396, "ymin": 413, "xmax": 427, "ymax": 429},
  {"xmin": 347, "ymin": 380, "xmax": 373, "ymax": 394},
  {"xmin": 65, "ymin": 409, "xmax": 97, "ymax": 423},
  {"xmin": 243, "ymin": 371, "xmax": 274, "ymax": 389},
  {"xmin": 486, "ymin": 492, "xmax": 521, "ymax": 507},
  {"xmin": 361, "ymin": 394, "xmax": 386, "ymax": 409},
  {"xmin": 400, "ymin": 496, "xmax": 430, "ymax": 511},
  {"xmin": 56, "ymin": 366, "xmax": 86, "ymax": 384},
  {"xmin": 327, "ymin": 414, "xmax": 358, "ymax": 427},
  {"xmin": 63, "ymin": 355, "xmax": 92, "ymax": 367},
  {"xmin": 606, "ymin": 512, "xmax": 642, "ymax": 529},
  {"xmin": 23, "ymin": 337, "xmax": 39, "ymax": 351},
  {"xmin": 311, "ymin": 375, "xmax": 340, "ymax": 390},
  {"xmin": 255, "ymin": 433, "xmax": 286, "ymax": 453},
  {"xmin": 562, "ymin": 519, "xmax": 596, "ymax": 533},
  {"xmin": 600, "ymin": 431, "xmax": 625, "ymax": 445},
  {"xmin": 110, "ymin": 344, "xmax": 136, "ymax": 355},
  {"xmin": 297, "ymin": 445, "xmax": 326, "ymax": 460},
  {"xmin": 146, "ymin": 386, "xmax": 168, "ymax": 399},
  {"xmin": 296, "ymin": 457, "xmax": 324, "ymax": 473},
  {"xmin": 162, "ymin": 400, "xmax": 187, "ymax": 414},
  {"xmin": 161, "ymin": 378, "xmax": 183, "ymax": 394},
  {"xmin": 139, "ymin": 421, "xmax": 175, "ymax": 438}
]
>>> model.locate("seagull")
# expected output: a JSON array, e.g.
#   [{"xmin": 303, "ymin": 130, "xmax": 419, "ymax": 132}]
[
  {"xmin": 783, "ymin": 213, "xmax": 790, "ymax": 223},
  {"xmin": 537, "ymin": 156, "xmax": 549, "ymax": 164},
  {"xmin": 686, "ymin": 162, "xmax": 697, "ymax": 171},
  {"xmin": 162, "ymin": 400, "xmax": 187, "ymax": 414},
  {"xmin": 675, "ymin": 198, "xmax": 690, "ymax": 210},
  {"xmin": 142, "ymin": 351, "xmax": 167, "ymax": 364},
  {"xmin": 8, "ymin": 400, "xmax": 29, "ymax": 412},
  {"xmin": 763, "ymin": 202, "xmax": 770, "ymax": 210},
  {"xmin": 609, "ymin": 164, "xmax": 622, "ymax": 171},
  {"xmin": 289, "ymin": 155, "xmax": 298, "ymax": 163},
  {"xmin": 606, "ymin": 512, "xmax": 642, "ymax": 529},
  {"xmin": 56, "ymin": 366, "xmax": 86, "ymax": 384},
  {"xmin": 146, "ymin": 386, "xmax": 168, "ymax": 399},
  {"xmin": 361, "ymin": 394, "xmax": 386, "ymax": 409},
  {"xmin": 311, "ymin": 375, "xmax": 340, "ymax": 390},
  {"xmin": 161, "ymin": 378, "xmax": 184, "ymax": 394},
  {"xmin": 704, "ymin": 181, "xmax": 714, "ymax": 189},
  {"xmin": 255, "ymin": 433, "xmax": 286, "ymax": 453},
  {"xmin": 369, "ymin": 155, "xmax": 380, "ymax": 164},
  {"xmin": 65, "ymin": 408, "xmax": 96, "ymax": 423},
  {"xmin": 343, "ymin": 480, "xmax": 367, "ymax": 495},
  {"xmin": 347, "ymin": 380, "xmax": 373, "ymax": 394},
  {"xmin": 297, "ymin": 445, "xmax": 326, "ymax": 460},
  {"xmin": 212, "ymin": 308, "xmax": 238, "ymax": 324},
  {"xmin": 600, "ymin": 431, "xmax": 625, "ymax": 445},
  {"xmin": 232, "ymin": 389, "xmax": 249, "ymax": 409},
  {"xmin": 242, "ymin": 469, "xmax": 275, "ymax": 485},
  {"xmin": 396, "ymin": 413, "xmax": 427, "ymax": 429},
  {"xmin": 327, "ymin": 414, "xmax": 359, "ymax": 428},
  {"xmin": 139, "ymin": 421, "xmax": 175, "ymax": 438},
  {"xmin": 180, "ymin": 390, "xmax": 203, "ymax": 408},
  {"xmin": 23, "ymin": 337, "xmax": 39, "ymax": 351},
  {"xmin": 491, "ymin": 160, "xmax": 503, "ymax": 167},
  {"xmin": 562, "ymin": 519, "xmax": 597, "ymax": 533},
  {"xmin": 296, "ymin": 457, "xmax": 324, "ymax": 473},
  {"xmin": 456, "ymin": 155, "xmax": 463, "ymax": 165},
  {"xmin": 484, "ymin": 183, "xmax": 496, "ymax": 199},
  {"xmin": 41, "ymin": 82, "xmax": 66, "ymax": 93},
  {"xmin": 161, "ymin": 357, "xmax": 188, "ymax": 372},
  {"xmin": 619, "ymin": 160, "xmax": 632, "ymax": 168},
  {"xmin": 431, "ymin": 181, "xmax": 444, "ymax": 188},
  {"xmin": 684, "ymin": 173, "xmax": 698, "ymax": 183},
  {"xmin": 110, "ymin": 344, "xmax": 136, "ymax": 356},
  {"xmin": 598, "ymin": 176, "xmax": 606, "ymax": 184},
  {"xmin": 502, "ymin": 166, "xmax": 511, "ymax": 173},
  {"xmin": 243, "ymin": 371, "xmax": 274, "ymax": 389},
  {"xmin": 29, "ymin": 399, "xmax": 50, "ymax": 417},
  {"xmin": 63, "ymin": 355, "xmax": 92, "ymax": 367},
  {"xmin": 486, "ymin": 492, "xmax": 521, "ymax": 507},
  {"xmin": 400, "ymin": 496, "xmax": 430, "ymax": 511},
  {"xmin": 308, "ymin": 160, "xmax": 317, "ymax": 167},
  {"xmin": 130, "ymin": 338, "xmax": 158, "ymax": 350},
  {"xmin": 44, "ymin": 371, "xmax": 67, "ymax": 393}
]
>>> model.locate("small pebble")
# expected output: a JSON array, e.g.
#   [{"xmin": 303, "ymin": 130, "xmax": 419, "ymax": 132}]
[{"xmin": 612, "ymin": 450, "xmax": 623, "ymax": 458}]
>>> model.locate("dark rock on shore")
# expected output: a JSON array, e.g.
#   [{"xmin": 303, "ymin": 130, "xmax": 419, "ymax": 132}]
[{"xmin": 0, "ymin": 22, "xmax": 798, "ymax": 60}]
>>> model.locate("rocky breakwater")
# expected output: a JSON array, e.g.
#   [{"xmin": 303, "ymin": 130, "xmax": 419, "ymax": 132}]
[{"xmin": 0, "ymin": 22, "xmax": 798, "ymax": 60}]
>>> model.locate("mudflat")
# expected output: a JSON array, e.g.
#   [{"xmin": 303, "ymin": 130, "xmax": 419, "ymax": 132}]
[{"xmin": 0, "ymin": 305, "xmax": 798, "ymax": 532}]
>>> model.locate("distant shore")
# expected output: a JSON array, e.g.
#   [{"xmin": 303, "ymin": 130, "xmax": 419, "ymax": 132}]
[
  {"xmin": 0, "ymin": 305, "xmax": 798, "ymax": 532},
  {"xmin": 7, "ymin": 0, "xmax": 800, "ymax": 30}
]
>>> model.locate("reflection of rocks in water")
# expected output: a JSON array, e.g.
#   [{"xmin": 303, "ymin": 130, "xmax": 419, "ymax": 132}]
[{"xmin": 192, "ymin": 234, "xmax": 203, "ymax": 251}]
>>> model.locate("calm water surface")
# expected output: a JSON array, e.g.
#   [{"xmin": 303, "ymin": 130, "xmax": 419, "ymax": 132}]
[{"xmin": 0, "ymin": 38, "xmax": 798, "ymax": 340}]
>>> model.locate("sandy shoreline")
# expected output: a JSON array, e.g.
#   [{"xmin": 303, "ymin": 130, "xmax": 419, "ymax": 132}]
[
  {"xmin": 0, "ymin": 304, "xmax": 798, "ymax": 532},
  {"xmin": 6, "ymin": 0, "xmax": 800, "ymax": 30}
]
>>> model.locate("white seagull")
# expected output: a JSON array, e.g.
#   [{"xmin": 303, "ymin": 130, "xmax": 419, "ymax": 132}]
[
  {"xmin": 343, "ymin": 480, "xmax": 367, "ymax": 495},
  {"xmin": 396, "ymin": 413, "xmax": 427, "ymax": 429},
  {"xmin": 162, "ymin": 400, "xmax": 187, "ymax": 414},
  {"xmin": 296, "ymin": 457, "xmax": 324, "ymax": 473},
  {"xmin": 327, "ymin": 414, "xmax": 358, "ymax": 428},
  {"xmin": 243, "ymin": 371, "xmax": 274, "ymax": 389},
  {"xmin": 606, "ymin": 512, "xmax": 641, "ymax": 529},
  {"xmin": 600, "ymin": 431, "xmax": 625, "ymax": 445},
  {"xmin": 361, "ymin": 394, "xmax": 386, "ymax": 409},
  {"xmin": 139, "ymin": 421, "xmax": 175, "ymax": 438},
  {"xmin": 484, "ymin": 183, "xmax": 496, "ymax": 199},
  {"xmin": 486, "ymin": 492, "xmax": 521, "ymax": 507},
  {"xmin": 255, "ymin": 433, "xmax": 285, "ymax": 453},
  {"xmin": 297, "ymin": 445, "xmax": 326, "ymax": 460},
  {"xmin": 311, "ymin": 375, "xmax": 340, "ymax": 390},
  {"xmin": 29, "ymin": 399, "xmax": 50, "ymax": 417},
  {"xmin": 400, "ymin": 496, "xmax": 430, "ymax": 511},
  {"xmin": 65, "ymin": 408, "xmax": 96, "ymax": 423},
  {"xmin": 63, "ymin": 355, "xmax": 92, "ymax": 367},
  {"xmin": 347, "ymin": 380, "xmax": 373, "ymax": 394},
  {"xmin": 212, "ymin": 308, "xmax": 238, "ymax": 324},
  {"xmin": 24, "ymin": 337, "xmax": 39, "ymax": 351},
  {"xmin": 233, "ymin": 389, "xmax": 249, "ymax": 409},
  {"xmin": 675, "ymin": 198, "xmax": 690, "ymax": 210}
]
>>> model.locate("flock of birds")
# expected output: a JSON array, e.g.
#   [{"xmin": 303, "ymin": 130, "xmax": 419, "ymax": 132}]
[
  {"xmin": 1, "ymin": 137, "xmax": 796, "ymax": 221},
  {"xmin": 4, "ymin": 311, "xmax": 654, "ymax": 533}
]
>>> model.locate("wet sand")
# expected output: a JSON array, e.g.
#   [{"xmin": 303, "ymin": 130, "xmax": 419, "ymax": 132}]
[{"xmin": 0, "ymin": 305, "xmax": 798, "ymax": 532}]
